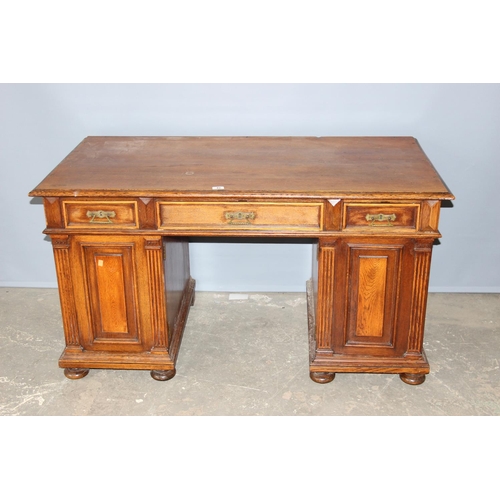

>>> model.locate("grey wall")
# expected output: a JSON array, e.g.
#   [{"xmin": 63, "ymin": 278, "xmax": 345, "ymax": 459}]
[{"xmin": 1, "ymin": 84, "xmax": 499, "ymax": 292}]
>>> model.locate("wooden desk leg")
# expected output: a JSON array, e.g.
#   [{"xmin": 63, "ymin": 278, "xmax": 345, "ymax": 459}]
[
  {"xmin": 64, "ymin": 368, "xmax": 90, "ymax": 380},
  {"xmin": 151, "ymin": 369, "xmax": 176, "ymax": 381},
  {"xmin": 400, "ymin": 373, "xmax": 426, "ymax": 385},
  {"xmin": 310, "ymin": 372, "xmax": 335, "ymax": 384}
]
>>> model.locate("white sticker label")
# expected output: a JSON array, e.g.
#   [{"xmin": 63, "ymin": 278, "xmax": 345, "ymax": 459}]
[
  {"xmin": 212, "ymin": 186, "xmax": 225, "ymax": 190},
  {"xmin": 98, "ymin": 259, "xmax": 104, "ymax": 267}
]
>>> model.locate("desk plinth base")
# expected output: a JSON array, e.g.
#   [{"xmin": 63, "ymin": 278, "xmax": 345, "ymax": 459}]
[
  {"xmin": 64, "ymin": 368, "xmax": 89, "ymax": 380},
  {"xmin": 308, "ymin": 355, "xmax": 430, "ymax": 386},
  {"xmin": 306, "ymin": 279, "xmax": 430, "ymax": 385}
]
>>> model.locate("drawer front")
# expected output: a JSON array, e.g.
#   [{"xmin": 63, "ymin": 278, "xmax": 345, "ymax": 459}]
[
  {"xmin": 63, "ymin": 201, "xmax": 139, "ymax": 229},
  {"xmin": 158, "ymin": 202, "xmax": 323, "ymax": 231},
  {"xmin": 343, "ymin": 203, "xmax": 420, "ymax": 230}
]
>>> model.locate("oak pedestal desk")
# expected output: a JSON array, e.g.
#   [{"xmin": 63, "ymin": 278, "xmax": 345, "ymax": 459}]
[{"xmin": 29, "ymin": 136, "xmax": 454, "ymax": 385}]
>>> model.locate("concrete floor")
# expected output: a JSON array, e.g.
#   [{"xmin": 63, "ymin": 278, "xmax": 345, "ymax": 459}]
[{"xmin": 1, "ymin": 288, "xmax": 499, "ymax": 416}]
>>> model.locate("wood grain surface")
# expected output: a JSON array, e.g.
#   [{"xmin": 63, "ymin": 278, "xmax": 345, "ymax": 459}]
[{"xmin": 29, "ymin": 136, "xmax": 454, "ymax": 199}]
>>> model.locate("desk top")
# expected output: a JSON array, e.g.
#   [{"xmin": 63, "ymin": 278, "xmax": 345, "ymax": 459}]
[{"xmin": 29, "ymin": 136, "xmax": 454, "ymax": 200}]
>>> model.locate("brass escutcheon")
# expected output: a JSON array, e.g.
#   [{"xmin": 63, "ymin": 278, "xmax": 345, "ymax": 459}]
[
  {"xmin": 365, "ymin": 213, "xmax": 397, "ymax": 226},
  {"xmin": 224, "ymin": 211, "xmax": 256, "ymax": 225},
  {"xmin": 87, "ymin": 210, "xmax": 116, "ymax": 223}
]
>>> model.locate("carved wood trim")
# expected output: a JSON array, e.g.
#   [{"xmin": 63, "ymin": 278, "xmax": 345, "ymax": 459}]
[
  {"xmin": 51, "ymin": 235, "xmax": 80, "ymax": 347},
  {"xmin": 407, "ymin": 243, "xmax": 433, "ymax": 355},
  {"xmin": 138, "ymin": 197, "xmax": 156, "ymax": 229},
  {"xmin": 316, "ymin": 245, "xmax": 336, "ymax": 352},
  {"xmin": 144, "ymin": 237, "xmax": 162, "ymax": 251},
  {"xmin": 324, "ymin": 198, "xmax": 341, "ymax": 230},
  {"xmin": 420, "ymin": 200, "xmax": 441, "ymax": 232},
  {"xmin": 44, "ymin": 197, "xmax": 63, "ymax": 228},
  {"xmin": 145, "ymin": 237, "xmax": 168, "ymax": 350}
]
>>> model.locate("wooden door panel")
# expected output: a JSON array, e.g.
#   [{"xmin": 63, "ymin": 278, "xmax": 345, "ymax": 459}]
[
  {"xmin": 346, "ymin": 244, "xmax": 402, "ymax": 348},
  {"xmin": 83, "ymin": 246, "xmax": 138, "ymax": 341},
  {"xmin": 353, "ymin": 256, "xmax": 388, "ymax": 337},
  {"xmin": 94, "ymin": 254, "xmax": 128, "ymax": 334},
  {"xmin": 70, "ymin": 236, "xmax": 152, "ymax": 352}
]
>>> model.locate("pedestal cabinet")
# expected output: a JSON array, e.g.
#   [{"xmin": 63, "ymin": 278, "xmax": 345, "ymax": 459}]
[
  {"xmin": 29, "ymin": 136, "xmax": 453, "ymax": 385},
  {"xmin": 51, "ymin": 231, "xmax": 193, "ymax": 381},
  {"xmin": 310, "ymin": 236, "xmax": 434, "ymax": 384}
]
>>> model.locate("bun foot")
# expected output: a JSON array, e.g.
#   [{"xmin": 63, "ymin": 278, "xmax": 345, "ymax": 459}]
[
  {"xmin": 310, "ymin": 371, "xmax": 335, "ymax": 384},
  {"xmin": 400, "ymin": 373, "xmax": 426, "ymax": 385},
  {"xmin": 151, "ymin": 369, "xmax": 176, "ymax": 381},
  {"xmin": 64, "ymin": 368, "xmax": 89, "ymax": 380}
]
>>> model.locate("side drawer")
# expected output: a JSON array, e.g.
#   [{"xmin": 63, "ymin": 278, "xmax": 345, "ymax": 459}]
[
  {"xmin": 62, "ymin": 201, "xmax": 139, "ymax": 229},
  {"xmin": 343, "ymin": 203, "xmax": 420, "ymax": 230},
  {"xmin": 158, "ymin": 202, "xmax": 324, "ymax": 231}
]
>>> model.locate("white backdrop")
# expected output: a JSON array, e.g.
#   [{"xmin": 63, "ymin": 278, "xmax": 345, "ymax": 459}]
[{"xmin": 1, "ymin": 83, "xmax": 499, "ymax": 292}]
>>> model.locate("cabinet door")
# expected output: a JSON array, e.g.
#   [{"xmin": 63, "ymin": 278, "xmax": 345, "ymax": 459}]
[
  {"xmin": 332, "ymin": 239, "xmax": 414, "ymax": 357},
  {"xmin": 70, "ymin": 235, "xmax": 155, "ymax": 352}
]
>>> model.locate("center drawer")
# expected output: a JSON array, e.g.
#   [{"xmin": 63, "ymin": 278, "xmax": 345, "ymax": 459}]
[{"xmin": 157, "ymin": 202, "xmax": 324, "ymax": 231}]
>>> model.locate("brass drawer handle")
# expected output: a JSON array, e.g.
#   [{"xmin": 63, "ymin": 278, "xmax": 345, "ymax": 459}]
[
  {"xmin": 86, "ymin": 210, "xmax": 116, "ymax": 223},
  {"xmin": 365, "ymin": 213, "xmax": 396, "ymax": 226},
  {"xmin": 224, "ymin": 211, "xmax": 256, "ymax": 225}
]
